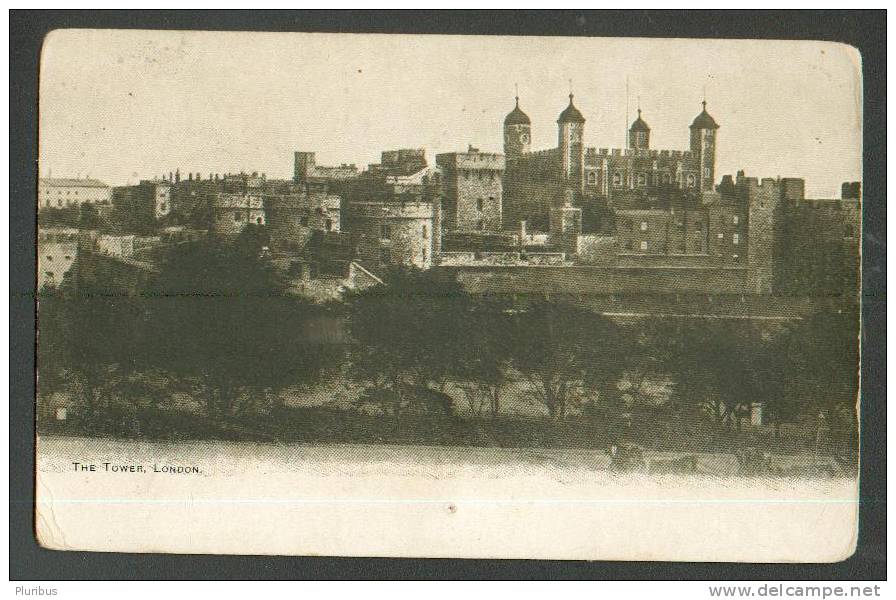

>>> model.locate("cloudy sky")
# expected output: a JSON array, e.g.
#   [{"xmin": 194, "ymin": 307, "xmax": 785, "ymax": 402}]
[{"xmin": 39, "ymin": 30, "xmax": 861, "ymax": 197}]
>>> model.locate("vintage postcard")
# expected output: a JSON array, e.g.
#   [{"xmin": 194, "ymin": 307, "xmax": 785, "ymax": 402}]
[{"xmin": 35, "ymin": 30, "xmax": 862, "ymax": 561}]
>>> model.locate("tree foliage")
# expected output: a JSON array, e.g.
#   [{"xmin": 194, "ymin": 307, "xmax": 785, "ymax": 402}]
[
  {"xmin": 346, "ymin": 267, "xmax": 472, "ymax": 424},
  {"xmin": 142, "ymin": 230, "xmax": 338, "ymax": 417},
  {"xmin": 509, "ymin": 300, "xmax": 627, "ymax": 420}
]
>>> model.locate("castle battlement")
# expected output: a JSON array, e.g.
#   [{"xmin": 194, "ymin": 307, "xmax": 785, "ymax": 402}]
[{"xmin": 525, "ymin": 148, "xmax": 560, "ymax": 158}]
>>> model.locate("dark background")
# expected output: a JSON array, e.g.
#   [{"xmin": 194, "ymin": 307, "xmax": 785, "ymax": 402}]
[{"xmin": 10, "ymin": 10, "xmax": 886, "ymax": 580}]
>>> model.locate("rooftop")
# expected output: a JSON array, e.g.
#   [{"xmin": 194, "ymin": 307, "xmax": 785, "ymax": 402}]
[{"xmin": 39, "ymin": 177, "xmax": 110, "ymax": 188}]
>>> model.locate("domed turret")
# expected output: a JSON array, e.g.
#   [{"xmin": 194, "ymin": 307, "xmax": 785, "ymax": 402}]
[
  {"xmin": 629, "ymin": 108, "xmax": 650, "ymax": 149},
  {"xmin": 557, "ymin": 94, "xmax": 586, "ymax": 124},
  {"xmin": 504, "ymin": 96, "xmax": 530, "ymax": 126},
  {"xmin": 504, "ymin": 96, "xmax": 531, "ymax": 159},
  {"xmin": 690, "ymin": 100, "xmax": 719, "ymax": 131}
]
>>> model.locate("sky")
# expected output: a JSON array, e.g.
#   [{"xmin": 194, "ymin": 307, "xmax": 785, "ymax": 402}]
[{"xmin": 39, "ymin": 31, "xmax": 862, "ymax": 197}]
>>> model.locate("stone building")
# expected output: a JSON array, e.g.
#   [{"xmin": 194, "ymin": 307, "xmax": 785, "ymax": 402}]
[
  {"xmin": 264, "ymin": 186, "xmax": 341, "ymax": 252},
  {"xmin": 435, "ymin": 147, "xmax": 505, "ymax": 233},
  {"xmin": 502, "ymin": 95, "xmax": 717, "ymax": 232},
  {"xmin": 38, "ymin": 177, "xmax": 112, "ymax": 211},
  {"xmin": 212, "ymin": 193, "xmax": 266, "ymax": 234},
  {"xmin": 348, "ymin": 201, "xmax": 435, "ymax": 271},
  {"xmin": 294, "ymin": 152, "xmax": 359, "ymax": 183},
  {"xmin": 112, "ymin": 179, "xmax": 172, "ymax": 231},
  {"xmin": 777, "ymin": 182, "xmax": 861, "ymax": 297}
]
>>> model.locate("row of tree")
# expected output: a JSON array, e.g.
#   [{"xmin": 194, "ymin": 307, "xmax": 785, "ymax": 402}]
[
  {"xmin": 343, "ymin": 268, "xmax": 859, "ymax": 441},
  {"xmin": 37, "ymin": 230, "xmax": 860, "ymax": 448}
]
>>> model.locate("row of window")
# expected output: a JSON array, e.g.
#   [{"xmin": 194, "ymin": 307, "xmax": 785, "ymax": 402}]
[
  {"xmin": 622, "ymin": 215, "xmax": 739, "ymax": 232},
  {"xmin": 623, "ymin": 232, "xmax": 740, "ymax": 251},
  {"xmin": 590, "ymin": 171, "xmax": 705, "ymax": 188}
]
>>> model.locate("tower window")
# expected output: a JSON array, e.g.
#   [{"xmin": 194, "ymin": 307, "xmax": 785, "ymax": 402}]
[
  {"xmin": 613, "ymin": 172, "xmax": 622, "ymax": 187},
  {"xmin": 637, "ymin": 173, "xmax": 647, "ymax": 186},
  {"xmin": 733, "ymin": 215, "xmax": 739, "ymax": 225},
  {"xmin": 687, "ymin": 174, "xmax": 696, "ymax": 188},
  {"xmin": 732, "ymin": 233, "xmax": 739, "ymax": 245},
  {"xmin": 640, "ymin": 221, "xmax": 648, "ymax": 231},
  {"xmin": 477, "ymin": 198, "xmax": 484, "ymax": 211},
  {"xmin": 704, "ymin": 168, "xmax": 712, "ymax": 178},
  {"xmin": 640, "ymin": 241, "xmax": 648, "ymax": 251},
  {"xmin": 587, "ymin": 171, "xmax": 597, "ymax": 185},
  {"xmin": 663, "ymin": 173, "xmax": 672, "ymax": 184}
]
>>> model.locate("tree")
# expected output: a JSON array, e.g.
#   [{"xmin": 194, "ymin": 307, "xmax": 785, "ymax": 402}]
[
  {"xmin": 453, "ymin": 295, "xmax": 515, "ymax": 418},
  {"xmin": 36, "ymin": 272, "xmax": 149, "ymax": 423},
  {"xmin": 647, "ymin": 318, "xmax": 772, "ymax": 432},
  {"xmin": 38, "ymin": 206, "xmax": 81, "ymax": 228},
  {"xmin": 510, "ymin": 300, "xmax": 626, "ymax": 420},
  {"xmin": 144, "ymin": 232, "xmax": 337, "ymax": 418},
  {"xmin": 78, "ymin": 203, "xmax": 104, "ymax": 229},
  {"xmin": 345, "ymin": 267, "xmax": 472, "ymax": 428},
  {"xmin": 787, "ymin": 308, "xmax": 860, "ymax": 455}
]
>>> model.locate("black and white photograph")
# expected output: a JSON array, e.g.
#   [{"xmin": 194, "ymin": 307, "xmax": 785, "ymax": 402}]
[{"xmin": 27, "ymin": 25, "xmax": 870, "ymax": 564}]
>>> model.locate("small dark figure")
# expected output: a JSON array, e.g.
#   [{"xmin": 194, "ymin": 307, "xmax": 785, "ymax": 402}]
[{"xmin": 608, "ymin": 443, "xmax": 646, "ymax": 473}]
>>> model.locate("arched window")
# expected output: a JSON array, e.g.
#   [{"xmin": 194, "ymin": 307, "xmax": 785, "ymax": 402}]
[
  {"xmin": 612, "ymin": 172, "xmax": 622, "ymax": 187},
  {"xmin": 587, "ymin": 171, "xmax": 597, "ymax": 185},
  {"xmin": 637, "ymin": 173, "xmax": 647, "ymax": 186},
  {"xmin": 686, "ymin": 174, "xmax": 696, "ymax": 188}
]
